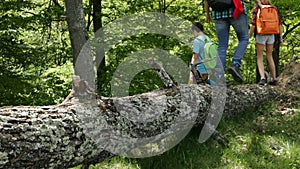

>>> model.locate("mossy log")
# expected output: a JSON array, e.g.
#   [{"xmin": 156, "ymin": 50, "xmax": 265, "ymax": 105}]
[{"xmin": 0, "ymin": 60, "xmax": 298, "ymax": 169}]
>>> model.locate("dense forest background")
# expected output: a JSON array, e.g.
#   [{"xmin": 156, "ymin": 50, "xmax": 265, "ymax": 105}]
[
  {"xmin": 1, "ymin": 1, "xmax": 300, "ymax": 169},
  {"xmin": 1, "ymin": 0, "xmax": 299, "ymax": 105}
]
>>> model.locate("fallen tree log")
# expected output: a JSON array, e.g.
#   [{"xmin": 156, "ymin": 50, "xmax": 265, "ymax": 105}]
[
  {"xmin": 0, "ymin": 83, "xmax": 278, "ymax": 168},
  {"xmin": 0, "ymin": 60, "xmax": 299, "ymax": 169}
]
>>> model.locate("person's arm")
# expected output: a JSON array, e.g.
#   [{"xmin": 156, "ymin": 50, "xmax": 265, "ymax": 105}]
[
  {"xmin": 256, "ymin": 0, "xmax": 262, "ymax": 8},
  {"xmin": 248, "ymin": 25, "xmax": 255, "ymax": 37},
  {"xmin": 191, "ymin": 39, "xmax": 201, "ymax": 64},
  {"xmin": 249, "ymin": 7, "xmax": 258, "ymax": 37},
  {"xmin": 279, "ymin": 25, "xmax": 283, "ymax": 45},
  {"xmin": 204, "ymin": 0, "xmax": 211, "ymax": 23},
  {"xmin": 189, "ymin": 53, "xmax": 198, "ymax": 84},
  {"xmin": 191, "ymin": 53, "xmax": 198, "ymax": 64},
  {"xmin": 278, "ymin": 9, "xmax": 284, "ymax": 45}
]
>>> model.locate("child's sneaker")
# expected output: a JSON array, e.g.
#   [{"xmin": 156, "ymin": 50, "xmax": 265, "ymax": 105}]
[
  {"xmin": 268, "ymin": 79, "xmax": 278, "ymax": 86},
  {"xmin": 258, "ymin": 78, "xmax": 267, "ymax": 85}
]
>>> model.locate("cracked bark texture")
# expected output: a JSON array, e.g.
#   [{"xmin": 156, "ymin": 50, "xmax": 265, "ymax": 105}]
[{"xmin": 0, "ymin": 84, "xmax": 278, "ymax": 169}]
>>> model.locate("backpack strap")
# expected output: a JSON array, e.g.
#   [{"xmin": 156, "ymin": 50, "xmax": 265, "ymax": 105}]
[
  {"xmin": 195, "ymin": 35, "xmax": 208, "ymax": 60},
  {"xmin": 260, "ymin": 5, "xmax": 274, "ymax": 9},
  {"xmin": 196, "ymin": 35, "xmax": 210, "ymax": 44}
]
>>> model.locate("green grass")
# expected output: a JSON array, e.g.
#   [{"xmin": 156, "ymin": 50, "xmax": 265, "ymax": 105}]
[{"xmin": 73, "ymin": 101, "xmax": 300, "ymax": 169}]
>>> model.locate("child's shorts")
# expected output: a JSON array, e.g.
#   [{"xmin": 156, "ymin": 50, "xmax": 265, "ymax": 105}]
[{"xmin": 255, "ymin": 34, "xmax": 275, "ymax": 45}]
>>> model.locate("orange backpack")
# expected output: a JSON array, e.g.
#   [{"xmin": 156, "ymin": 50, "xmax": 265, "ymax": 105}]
[{"xmin": 256, "ymin": 5, "xmax": 280, "ymax": 34}]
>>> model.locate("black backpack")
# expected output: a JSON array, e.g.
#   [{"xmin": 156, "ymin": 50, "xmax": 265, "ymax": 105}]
[{"xmin": 207, "ymin": 0, "xmax": 234, "ymax": 12}]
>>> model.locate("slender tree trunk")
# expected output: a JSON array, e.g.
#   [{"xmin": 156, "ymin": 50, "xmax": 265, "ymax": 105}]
[
  {"xmin": 93, "ymin": 0, "xmax": 102, "ymax": 33},
  {"xmin": 64, "ymin": 0, "xmax": 88, "ymax": 65},
  {"xmin": 92, "ymin": 0, "xmax": 106, "ymax": 90},
  {"xmin": 272, "ymin": 34, "xmax": 280, "ymax": 76},
  {"xmin": 64, "ymin": 0, "xmax": 95, "ymax": 89}
]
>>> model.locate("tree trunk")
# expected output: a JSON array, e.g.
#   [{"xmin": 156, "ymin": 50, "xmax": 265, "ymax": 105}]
[
  {"xmin": 92, "ymin": 0, "xmax": 106, "ymax": 91},
  {"xmin": 272, "ymin": 34, "xmax": 280, "ymax": 76},
  {"xmin": 64, "ymin": 0, "xmax": 95, "ymax": 89},
  {"xmin": 0, "ymin": 76, "xmax": 285, "ymax": 168}
]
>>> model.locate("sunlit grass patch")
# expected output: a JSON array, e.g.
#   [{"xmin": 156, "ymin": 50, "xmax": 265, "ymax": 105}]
[
  {"xmin": 219, "ymin": 102, "xmax": 300, "ymax": 169},
  {"xmin": 90, "ymin": 156, "xmax": 140, "ymax": 169}
]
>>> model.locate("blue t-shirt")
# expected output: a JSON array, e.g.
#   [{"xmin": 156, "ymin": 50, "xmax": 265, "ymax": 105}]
[{"xmin": 193, "ymin": 35, "xmax": 208, "ymax": 74}]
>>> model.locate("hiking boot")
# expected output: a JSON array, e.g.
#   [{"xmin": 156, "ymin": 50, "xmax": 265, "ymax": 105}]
[
  {"xmin": 258, "ymin": 78, "xmax": 267, "ymax": 85},
  {"xmin": 228, "ymin": 64, "xmax": 243, "ymax": 83},
  {"xmin": 268, "ymin": 79, "xmax": 278, "ymax": 86}
]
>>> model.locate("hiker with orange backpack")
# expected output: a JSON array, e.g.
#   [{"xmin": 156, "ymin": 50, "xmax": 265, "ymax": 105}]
[{"xmin": 249, "ymin": 0, "xmax": 283, "ymax": 85}]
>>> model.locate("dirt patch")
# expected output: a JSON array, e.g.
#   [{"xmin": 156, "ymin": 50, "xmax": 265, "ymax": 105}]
[{"xmin": 277, "ymin": 58, "xmax": 300, "ymax": 102}]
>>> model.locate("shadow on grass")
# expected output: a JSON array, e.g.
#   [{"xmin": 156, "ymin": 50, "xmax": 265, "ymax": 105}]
[
  {"xmin": 135, "ymin": 127, "xmax": 225, "ymax": 169},
  {"xmin": 228, "ymin": 104, "xmax": 300, "ymax": 169}
]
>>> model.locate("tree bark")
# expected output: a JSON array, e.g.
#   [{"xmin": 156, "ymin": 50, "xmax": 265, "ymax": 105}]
[
  {"xmin": 64, "ymin": 0, "xmax": 88, "ymax": 65},
  {"xmin": 64, "ymin": 0, "xmax": 95, "ymax": 89},
  {"xmin": 92, "ymin": 0, "xmax": 106, "ymax": 91},
  {"xmin": 0, "ymin": 83, "xmax": 278, "ymax": 168}
]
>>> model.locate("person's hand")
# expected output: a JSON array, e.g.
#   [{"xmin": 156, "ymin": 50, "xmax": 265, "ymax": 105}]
[
  {"xmin": 280, "ymin": 38, "xmax": 284, "ymax": 46},
  {"xmin": 248, "ymin": 30, "xmax": 253, "ymax": 38}
]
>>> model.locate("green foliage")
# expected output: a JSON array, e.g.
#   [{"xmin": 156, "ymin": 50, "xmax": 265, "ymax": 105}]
[
  {"xmin": 97, "ymin": 33, "xmax": 191, "ymax": 97},
  {"xmin": 129, "ymin": 69, "xmax": 165, "ymax": 96},
  {"xmin": 0, "ymin": 0, "xmax": 71, "ymax": 105},
  {"xmin": 0, "ymin": 62, "xmax": 73, "ymax": 106},
  {"xmin": 38, "ymin": 61, "xmax": 73, "ymax": 104},
  {"xmin": 2, "ymin": 0, "xmax": 299, "ymax": 105},
  {"xmin": 1, "ymin": 0, "xmax": 300, "ymax": 168}
]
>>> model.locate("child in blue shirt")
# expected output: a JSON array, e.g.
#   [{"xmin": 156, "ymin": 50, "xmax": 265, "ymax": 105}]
[{"xmin": 190, "ymin": 22, "xmax": 215, "ymax": 85}]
